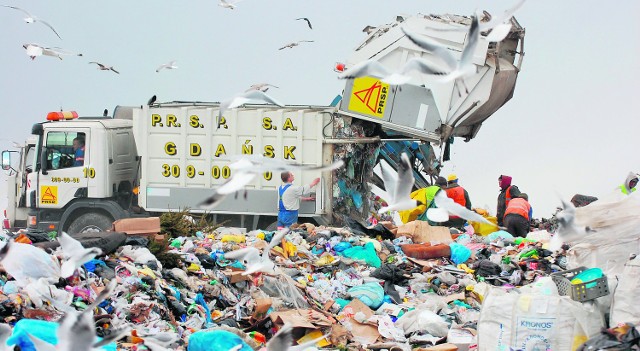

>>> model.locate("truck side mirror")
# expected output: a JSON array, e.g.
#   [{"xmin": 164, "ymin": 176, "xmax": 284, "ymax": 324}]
[
  {"xmin": 1, "ymin": 151, "xmax": 11, "ymax": 171},
  {"xmin": 40, "ymin": 148, "xmax": 49, "ymax": 175}
]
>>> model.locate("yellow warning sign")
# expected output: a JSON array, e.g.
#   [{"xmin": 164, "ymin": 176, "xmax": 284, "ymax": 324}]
[
  {"xmin": 41, "ymin": 186, "xmax": 58, "ymax": 205},
  {"xmin": 348, "ymin": 77, "xmax": 390, "ymax": 118}
]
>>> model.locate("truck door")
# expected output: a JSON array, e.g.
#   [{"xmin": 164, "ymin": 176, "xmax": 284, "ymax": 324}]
[{"xmin": 38, "ymin": 130, "xmax": 90, "ymax": 209}]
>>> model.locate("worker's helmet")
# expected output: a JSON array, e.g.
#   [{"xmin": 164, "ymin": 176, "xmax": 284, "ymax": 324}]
[{"xmin": 447, "ymin": 174, "xmax": 458, "ymax": 182}]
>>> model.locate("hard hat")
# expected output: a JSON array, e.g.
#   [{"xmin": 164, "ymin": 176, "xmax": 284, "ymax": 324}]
[{"xmin": 447, "ymin": 174, "xmax": 458, "ymax": 182}]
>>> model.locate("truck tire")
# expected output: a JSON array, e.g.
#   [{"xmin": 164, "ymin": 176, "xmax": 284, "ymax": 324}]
[{"xmin": 67, "ymin": 213, "xmax": 114, "ymax": 234}]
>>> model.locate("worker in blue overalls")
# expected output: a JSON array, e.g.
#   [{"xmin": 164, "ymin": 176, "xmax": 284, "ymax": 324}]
[{"xmin": 278, "ymin": 171, "xmax": 320, "ymax": 229}]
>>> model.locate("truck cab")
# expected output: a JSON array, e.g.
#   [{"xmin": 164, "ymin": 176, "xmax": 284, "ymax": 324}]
[{"xmin": 17, "ymin": 112, "xmax": 138, "ymax": 233}]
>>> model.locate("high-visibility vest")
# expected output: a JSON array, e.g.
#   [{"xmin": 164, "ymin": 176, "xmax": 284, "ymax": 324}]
[
  {"xmin": 505, "ymin": 198, "xmax": 531, "ymax": 220},
  {"xmin": 619, "ymin": 185, "xmax": 637, "ymax": 195},
  {"xmin": 445, "ymin": 186, "xmax": 466, "ymax": 207}
]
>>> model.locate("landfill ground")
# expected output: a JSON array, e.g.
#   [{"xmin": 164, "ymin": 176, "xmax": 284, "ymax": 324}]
[{"xmin": 1, "ymin": 191, "xmax": 639, "ymax": 351}]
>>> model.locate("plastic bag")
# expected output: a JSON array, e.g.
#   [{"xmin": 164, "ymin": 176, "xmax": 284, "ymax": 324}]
[
  {"xmin": 449, "ymin": 243, "xmax": 472, "ymax": 265},
  {"xmin": 610, "ymin": 255, "xmax": 640, "ymax": 326},
  {"xmin": 484, "ymin": 230, "xmax": 514, "ymax": 243},
  {"xmin": 0, "ymin": 242, "xmax": 60, "ymax": 286},
  {"xmin": 7, "ymin": 319, "xmax": 117, "ymax": 351},
  {"xmin": 395, "ymin": 307, "xmax": 449, "ymax": 337},
  {"xmin": 340, "ymin": 242, "xmax": 381, "ymax": 268},
  {"xmin": 347, "ymin": 282, "xmax": 385, "ymax": 309},
  {"xmin": 188, "ymin": 329, "xmax": 253, "ymax": 351}
]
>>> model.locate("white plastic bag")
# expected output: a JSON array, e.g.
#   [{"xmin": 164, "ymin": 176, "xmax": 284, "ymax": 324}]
[
  {"xmin": 477, "ymin": 287, "xmax": 602, "ymax": 351},
  {"xmin": 610, "ymin": 255, "xmax": 640, "ymax": 326},
  {"xmin": 395, "ymin": 307, "xmax": 449, "ymax": 337}
]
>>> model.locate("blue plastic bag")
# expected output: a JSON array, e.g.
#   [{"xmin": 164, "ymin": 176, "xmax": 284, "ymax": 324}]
[
  {"xmin": 348, "ymin": 282, "xmax": 385, "ymax": 309},
  {"xmin": 188, "ymin": 330, "xmax": 253, "ymax": 351},
  {"xmin": 7, "ymin": 319, "xmax": 116, "ymax": 351},
  {"xmin": 340, "ymin": 242, "xmax": 381, "ymax": 268},
  {"xmin": 449, "ymin": 242, "xmax": 471, "ymax": 265}
]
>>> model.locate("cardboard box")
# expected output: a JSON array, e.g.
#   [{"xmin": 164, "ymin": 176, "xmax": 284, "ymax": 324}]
[
  {"xmin": 252, "ymin": 298, "xmax": 272, "ymax": 320},
  {"xmin": 396, "ymin": 221, "xmax": 453, "ymax": 244},
  {"xmin": 112, "ymin": 217, "xmax": 161, "ymax": 235}
]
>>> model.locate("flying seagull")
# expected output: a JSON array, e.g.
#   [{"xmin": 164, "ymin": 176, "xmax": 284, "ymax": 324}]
[
  {"xmin": 278, "ymin": 40, "xmax": 314, "ymax": 50},
  {"xmin": 266, "ymin": 323, "xmax": 330, "ymax": 351},
  {"xmin": 369, "ymin": 153, "xmax": 418, "ymax": 213},
  {"xmin": 89, "ymin": 62, "xmax": 119, "ymax": 74},
  {"xmin": 156, "ymin": 60, "xmax": 177, "ymax": 73},
  {"xmin": 549, "ymin": 199, "xmax": 593, "ymax": 251},
  {"xmin": 295, "ymin": 17, "xmax": 312, "ymax": 29},
  {"xmin": 426, "ymin": 0, "xmax": 526, "ymax": 42},
  {"xmin": 216, "ymin": 90, "xmax": 284, "ymax": 129},
  {"xmin": 198, "ymin": 156, "xmax": 344, "ymax": 209},
  {"xmin": 246, "ymin": 83, "xmax": 279, "ymax": 93},
  {"xmin": 224, "ymin": 228, "xmax": 288, "ymax": 275},
  {"xmin": 58, "ymin": 231, "xmax": 103, "ymax": 278},
  {"xmin": 428, "ymin": 191, "xmax": 494, "ymax": 225},
  {"xmin": 338, "ymin": 57, "xmax": 449, "ymax": 85},
  {"xmin": 219, "ymin": 0, "xmax": 241, "ymax": 10},
  {"xmin": 2, "ymin": 6, "xmax": 62, "ymax": 39},
  {"xmin": 402, "ymin": 15, "xmax": 480, "ymax": 96},
  {"xmin": 23, "ymin": 44, "xmax": 82, "ymax": 60}
]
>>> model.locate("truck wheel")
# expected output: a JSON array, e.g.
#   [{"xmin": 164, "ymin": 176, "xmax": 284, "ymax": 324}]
[{"xmin": 67, "ymin": 213, "xmax": 114, "ymax": 234}]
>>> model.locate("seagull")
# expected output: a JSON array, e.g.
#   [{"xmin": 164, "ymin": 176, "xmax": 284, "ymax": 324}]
[
  {"xmin": 198, "ymin": 157, "xmax": 343, "ymax": 209},
  {"xmin": 89, "ymin": 62, "xmax": 119, "ymax": 74},
  {"xmin": 58, "ymin": 231, "xmax": 103, "ymax": 278},
  {"xmin": 156, "ymin": 60, "xmax": 177, "ymax": 73},
  {"xmin": 362, "ymin": 25, "xmax": 377, "ymax": 35},
  {"xmin": 216, "ymin": 90, "xmax": 284, "ymax": 129},
  {"xmin": 22, "ymin": 44, "xmax": 82, "ymax": 60},
  {"xmin": 278, "ymin": 40, "xmax": 314, "ymax": 50},
  {"xmin": 224, "ymin": 228, "xmax": 288, "ymax": 275},
  {"xmin": 266, "ymin": 323, "xmax": 330, "ymax": 351},
  {"xmin": 369, "ymin": 153, "xmax": 418, "ymax": 214},
  {"xmin": 428, "ymin": 191, "xmax": 494, "ymax": 225},
  {"xmin": 549, "ymin": 199, "xmax": 593, "ymax": 251},
  {"xmin": 295, "ymin": 17, "xmax": 313, "ymax": 29},
  {"xmin": 426, "ymin": 1, "xmax": 526, "ymax": 42},
  {"xmin": 246, "ymin": 83, "xmax": 279, "ymax": 93},
  {"xmin": 32, "ymin": 280, "xmax": 130, "ymax": 351},
  {"xmin": 337, "ymin": 57, "xmax": 449, "ymax": 85},
  {"xmin": 0, "ymin": 240, "xmax": 61, "ymax": 286},
  {"xmin": 0, "ymin": 324, "xmax": 11, "ymax": 351},
  {"xmin": 133, "ymin": 329, "xmax": 179, "ymax": 349},
  {"xmin": 2, "ymin": 6, "xmax": 62, "ymax": 39},
  {"xmin": 402, "ymin": 14, "xmax": 480, "ymax": 96},
  {"xmin": 219, "ymin": 0, "xmax": 241, "ymax": 10}
]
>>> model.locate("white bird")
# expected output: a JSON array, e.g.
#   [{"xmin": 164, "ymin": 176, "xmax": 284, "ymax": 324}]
[
  {"xmin": 58, "ymin": 231, "xmax": 103, "ymax": 278},
  {"xmin": 89, "ymin": 62, "xmax": 119, "ymax": 74},
  {"xmin": 428, "ymin": 190, "xmax": 494, "ymax": 225},
  {"xmin": 0, "ymin": 241, "xmax": 61, "ymax": 286},
  {"xmin": 369, "ymin": 153, "xmax": 418, "ymax": 214},
  {"xmin": 426, "ymin": 1, "xmax": 526, "ymax": 42},
  {"xmin": 35, "ymin": 280, "xmax": 131, "ymax": 351},
  {"xmin": 549, "ymin": 199, "xmax": 593, "ymax": 251},
  {"xmin": 156, "ymin": 60, "xmax": 177, "ymax": 73},
  {"xmin": 22, "ymin": 44, "xmax": 82, "ymax": 60},
  {"xmin": 0, "ymin": 323, "xmax": 12, "ymax": 351},
  {"xmin": 198, "ymin": 157, "xmax": 343, "ymax": 209},
  {"xmin": 2, "ymin": 6, "xmax": 62, "ymax": 39},
  {"xmin": 402, "ymin": 14, "xmax": 480, "ymax": 96},
  {"xmin": 246, "ymin": 83, "xmax": 279, "ymax": 93},
  {"xmin": 219, "ymin": 0, "xmax": 241, "ymax": 10},
  {"xmin": 224, "ymin": 228, "xmax": 288, "ymax": 275},
  {"xmin": 266, "ymin": 323, "xmax": 330, "ymax": 351},
  {"xmin": 278, "ymin": 40, "xmax": 314, "ymax": 50},
  {"xmin": 338, "ymin": 57, "xmax": 449, "ymax": 85},
  {"xmin": 216, "ymin": 90, "xmax": 284, "ymax": 129}
]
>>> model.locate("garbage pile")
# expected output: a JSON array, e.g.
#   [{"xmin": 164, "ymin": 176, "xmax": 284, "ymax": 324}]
[{"xmin": 0, "ymin": 193, "xmax": 639, "ymax": 351}]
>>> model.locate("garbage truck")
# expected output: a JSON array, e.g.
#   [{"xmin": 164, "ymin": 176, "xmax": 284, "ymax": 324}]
[{"xmin": 1, "ymin": 12, "xmax": 525, "ymax": 233}]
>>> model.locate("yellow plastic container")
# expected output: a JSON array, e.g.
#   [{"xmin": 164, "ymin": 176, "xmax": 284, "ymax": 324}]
[
  {"xmin": 471, "ymin": 216, "xmax": 499, "ymax": 236},
  {"xmin": 221, "ymin": 234, "xmax": 246, "ymax": 243}
]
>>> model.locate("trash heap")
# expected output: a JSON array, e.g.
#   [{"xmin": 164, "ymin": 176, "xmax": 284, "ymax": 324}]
[{"xmin": 0, "ymin": 193, "xmax": 639, "ymax": 351}]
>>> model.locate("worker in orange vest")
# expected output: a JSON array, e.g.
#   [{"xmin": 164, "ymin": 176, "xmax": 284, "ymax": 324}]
[
  {"xmin": 443, "ymin": 174, "xmax": 472, "ymax": 228},
  {"xmin": 497, "ymin": 175, "xmax": 521, "ymax": 227},
  {"xmin": 504, "ymin": 193, "xmax": 532, "ymax": 237}
]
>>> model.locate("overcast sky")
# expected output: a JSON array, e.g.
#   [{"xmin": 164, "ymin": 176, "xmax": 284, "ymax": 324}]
[{"xmin": 0, "ymin": 0, "xmax": 638, "ymax": 218}]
